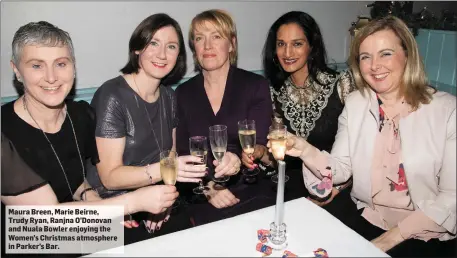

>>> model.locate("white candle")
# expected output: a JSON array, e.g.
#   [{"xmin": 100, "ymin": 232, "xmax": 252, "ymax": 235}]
[{"xmin": 275, "ymin": 160, "xmax": 286, "ymax": 227}]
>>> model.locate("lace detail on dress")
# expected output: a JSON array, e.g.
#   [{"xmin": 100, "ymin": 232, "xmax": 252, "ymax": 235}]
[
  {"xmin": 271, "ymin": 71, "xmax": 340, "ymax": 138},
  {"xmin": 336, "ymin": 69, "xmax": 356, "ymax": 104}
]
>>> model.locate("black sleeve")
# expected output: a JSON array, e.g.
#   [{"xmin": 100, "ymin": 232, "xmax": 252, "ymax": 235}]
[
  {"xmin": 1, "ymin": 133, "xmax": 47, "ymax": 196},
  {"xmin": 248, "ymin": 78, "xmax": 273, "ymax": 146},
  {"xmin": 175, "ymin": 87, "xmax": 190, "ymax": 156},
  {"xmin": 80, "ymin": 101, "xmax": 100, "ymax": 165},
  {"xmin": 91, "ymin": 86, "xmax": 126, "ymax": 139}
]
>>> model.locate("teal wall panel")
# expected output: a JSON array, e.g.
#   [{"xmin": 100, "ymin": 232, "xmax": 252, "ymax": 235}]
[
  {"xmin": 438, "ymin": 33, "xmax": 456, "ymax": 86},
  {"xmin": 424, "ymin": 31, "xmax": 444, "ymax": 82},
  {"xmin": 416, "ymin": 29, "xmax": 456, "ymax": 95}
]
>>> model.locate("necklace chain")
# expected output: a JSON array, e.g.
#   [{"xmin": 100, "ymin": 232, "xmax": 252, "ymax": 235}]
[
  {"xmin": 132, "ymin": 74, "xmax": 163, "ymax": 154},
  {"xmin": 22, "ymin": 96, "xmax": 86, "ymax": 200}
]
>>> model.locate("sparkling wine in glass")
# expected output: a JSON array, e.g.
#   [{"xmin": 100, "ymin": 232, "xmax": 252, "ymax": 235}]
[
  {"xmin": 189, "ymin": 136, "xmax": 210, "ymax": 194},
  {"xmin": 160, "ymin": 150, "xmax": 178, "ymax": 185},
  {"xmin": 269, "ymin": 124, "xmax": 290, "ymax": 183},
  {"xmin": 209, "ymin": 125, "xmax": 229, "ymax": 183},
  {"xmin": 159, "ymin": 150, "xmax": 180, "ymax": 211},
  {"xmin": 238, "ymin": 119, "xmax": 259, "ymax": 177}
]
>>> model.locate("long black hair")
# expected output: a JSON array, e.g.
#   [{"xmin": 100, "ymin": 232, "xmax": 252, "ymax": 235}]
[
  {"xmin": 120, "ymin": 13, "xmax": 187, "ymax": 86},
  {"xmin": 262, "ymin": 11, "xmax": 336, "ymax": 90}
]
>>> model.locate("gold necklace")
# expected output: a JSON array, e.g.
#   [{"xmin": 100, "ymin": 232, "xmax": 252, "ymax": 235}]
[{"xmin": 22, "ymin": 96, "xmax": 85, "ymax": 200}]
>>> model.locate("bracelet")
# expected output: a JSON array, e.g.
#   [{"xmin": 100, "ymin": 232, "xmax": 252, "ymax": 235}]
[
  {"xmin": 262, "ymin": 160, "xmax": 274, "ymax": 167},
  {"xmin": 80, "ymin": 187, "xmax": 95, "ymax": 201},
  {"xmin": 144, "ymin": 164, "xmax": 153, "ymax": 184},
  {"xmin": 260, "ymin": 146, "xmax": 274, "ymax": 167}
]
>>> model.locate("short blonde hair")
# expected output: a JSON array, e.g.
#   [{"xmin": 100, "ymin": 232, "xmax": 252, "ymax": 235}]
[
  {"xmin": 188, "ymin": 9, "xmax": 238, "ymax": 71},
  {"xmin": 348, "ymin": 16, "xmax": 433, "ymax": 111}
]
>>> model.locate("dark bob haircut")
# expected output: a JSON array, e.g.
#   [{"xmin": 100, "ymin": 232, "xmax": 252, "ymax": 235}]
[
  {"xmin": 120, "ymin": 13, "xmax": 186, "ymax": 86},
  {"xmin": 262, "ymin": 11, "xmax": 336, "ymax": 90}
]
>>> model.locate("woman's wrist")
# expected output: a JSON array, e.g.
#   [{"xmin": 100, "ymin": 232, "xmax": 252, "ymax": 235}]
[
  {"xmin": 144, "ymin": 163, "xmax": 161, "ymax": 185},
  {"xmin": 299, "ymin": 143, "xmax": 317, "ymax": 161},
  {"xmin": 124, "ymin": 192, "xmax": 140, "ymax": 215},
  {"xmin": 80, "ymin": 188, "xmax": 99, "ymax": 201},
  {"xmin": 261, "ymin": 153, "xmax": 274, "ymax": 167},
  {"xmin": 257, "ymin": 145, "xmax": 271, "ymax": 164}
]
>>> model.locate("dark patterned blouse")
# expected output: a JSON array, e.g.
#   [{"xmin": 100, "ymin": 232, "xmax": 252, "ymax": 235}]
[{"xmin": 270, "ymin": 69, "xmax": 355, "ymax": 167}]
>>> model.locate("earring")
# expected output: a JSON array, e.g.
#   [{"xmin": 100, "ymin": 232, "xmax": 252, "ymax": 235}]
[
  {"xmin": 17, "ymin": 77, "xmax": 22, "ymax": 83},
  {"xmin": 273, "ymin": 57, "xmax": 281, "ymax": 69}
]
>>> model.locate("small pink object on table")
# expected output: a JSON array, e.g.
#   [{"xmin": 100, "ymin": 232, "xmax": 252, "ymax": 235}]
[
  {"xmin": 313, "ymin": 248, "xmax": 329, "ymax": 257},
  {"xmin": 282, "ymin": 250, "xmax": 297, "ymax": 257},
  {"xmin": 256, "ymin": 243, "xmax": 273, "ymax": 256},
  {"xmin": 257, "ymin": 229, "xmax": 270, "ymax": 243}
]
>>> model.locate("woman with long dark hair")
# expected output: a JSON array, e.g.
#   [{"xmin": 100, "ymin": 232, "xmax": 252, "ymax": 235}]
[{"xmin": 243, "ymin": 11, "xmax": 355, "ymax": 206}]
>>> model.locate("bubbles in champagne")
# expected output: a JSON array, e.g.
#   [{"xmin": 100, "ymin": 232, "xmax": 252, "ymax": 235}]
[
  {"xmin": 160, "ymin": 158, "xmax": 177, "ymax": 185},
  {"xmin": 239, "ymin": 129, "xmax": 256, "ymax": 155},
  {"xmin": 269, "ymin": 130, "xmax": 286, "ymax": 161}
]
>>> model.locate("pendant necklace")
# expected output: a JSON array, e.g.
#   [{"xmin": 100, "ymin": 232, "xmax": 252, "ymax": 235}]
[
  {"xmin": 133, "ymin": 74, "xmax": 164, "ymax": 154},
  {"xmin": 23, "ymin": 96, "xmax": 86, "ymax": 200}
]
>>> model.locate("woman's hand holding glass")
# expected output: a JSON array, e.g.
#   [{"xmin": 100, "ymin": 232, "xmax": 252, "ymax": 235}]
[
  {"xmin": 238, "ymin": 119, "xmax": 260, "ymax": 176},
  {"xmin": 213, "ymin": 151, "xmax": 241, "ymax": 178},
  {"xmin": 141, "ymin": 150, "xmax": 179, "ymax": 233},
  {"xmin": 175, "ymin": 155, "xmax": 207, "ymax": 183},
  {"xmin": 266, "ymin": 124, "xmax": 288, "ymax": 183},
  {"xmin": 241, "ymin": 144, "xmax": 269, "ymax": 169},
  {"xmin": 189, "ymin": 136, "xmax": 210, "ymax": 195},
  {"xmin": 135, "ymin": 185, "xmax": 179, "ymax": 215},
  {"xmin": 135, "ymin": 184, "xmax": 179, "ymax": 233},
  {"xmin": 266, "ymin": 131, "xmax": 312, "ymax": 160},
  {"xmin": 209, "ymin": 125, "xmax": 234, "ymax": 183}
]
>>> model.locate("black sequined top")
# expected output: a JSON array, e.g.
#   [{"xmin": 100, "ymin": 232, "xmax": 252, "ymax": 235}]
[{"xmin": 88, "ymin": 75, "xmax": 177, "ymax": 197}]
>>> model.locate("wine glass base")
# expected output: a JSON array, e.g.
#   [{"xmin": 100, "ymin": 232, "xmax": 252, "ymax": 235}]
[
  {"xmin": 212, "ymin": 175, "xmax": 230, "ymax": 184},
  {"xmin": 241, "ymin": 167, "xmax": 260, "ymax": 177},
  {"xmin": 243, "ymin": 175, "xmax": 258, "ymax": 184},
  {"xmin": 192, "ymin": 186, "xmax": 210, "ymax": 195},
  {"xmin": 271, "ymin": 174, "xmax": 290, "ymax": 183}
]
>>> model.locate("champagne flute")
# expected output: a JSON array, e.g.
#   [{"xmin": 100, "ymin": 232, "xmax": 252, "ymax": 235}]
[
  {"xmin": 189, "ymin": 136, "xmax": 210, "ymax": 194},
  {"xmin": 143, "ymin": 150, "xmax": 179, "ymax": 233},
  {"xmin": 269, "ymin": 124, "xmax": 290, "ymax": 183},
  {"xmin": 209, "ymin": 125, "xmax": 229, "ymax": 183},
  {"xmin": 160, "ymin": 150, "xmax": 178, "ymax": 186},
  {"xmin": 159, "ymin": 150, "xmax": 180, "ymax": 209},
  {"xmin": 238, "ymin": 119, "xmax": 260, "ymax": 177}
]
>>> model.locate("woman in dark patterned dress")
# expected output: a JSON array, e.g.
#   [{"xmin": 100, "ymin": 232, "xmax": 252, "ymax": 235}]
[{"xmin": 242, "ymin": 11, "xmax": 355, "ymax": 208}]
